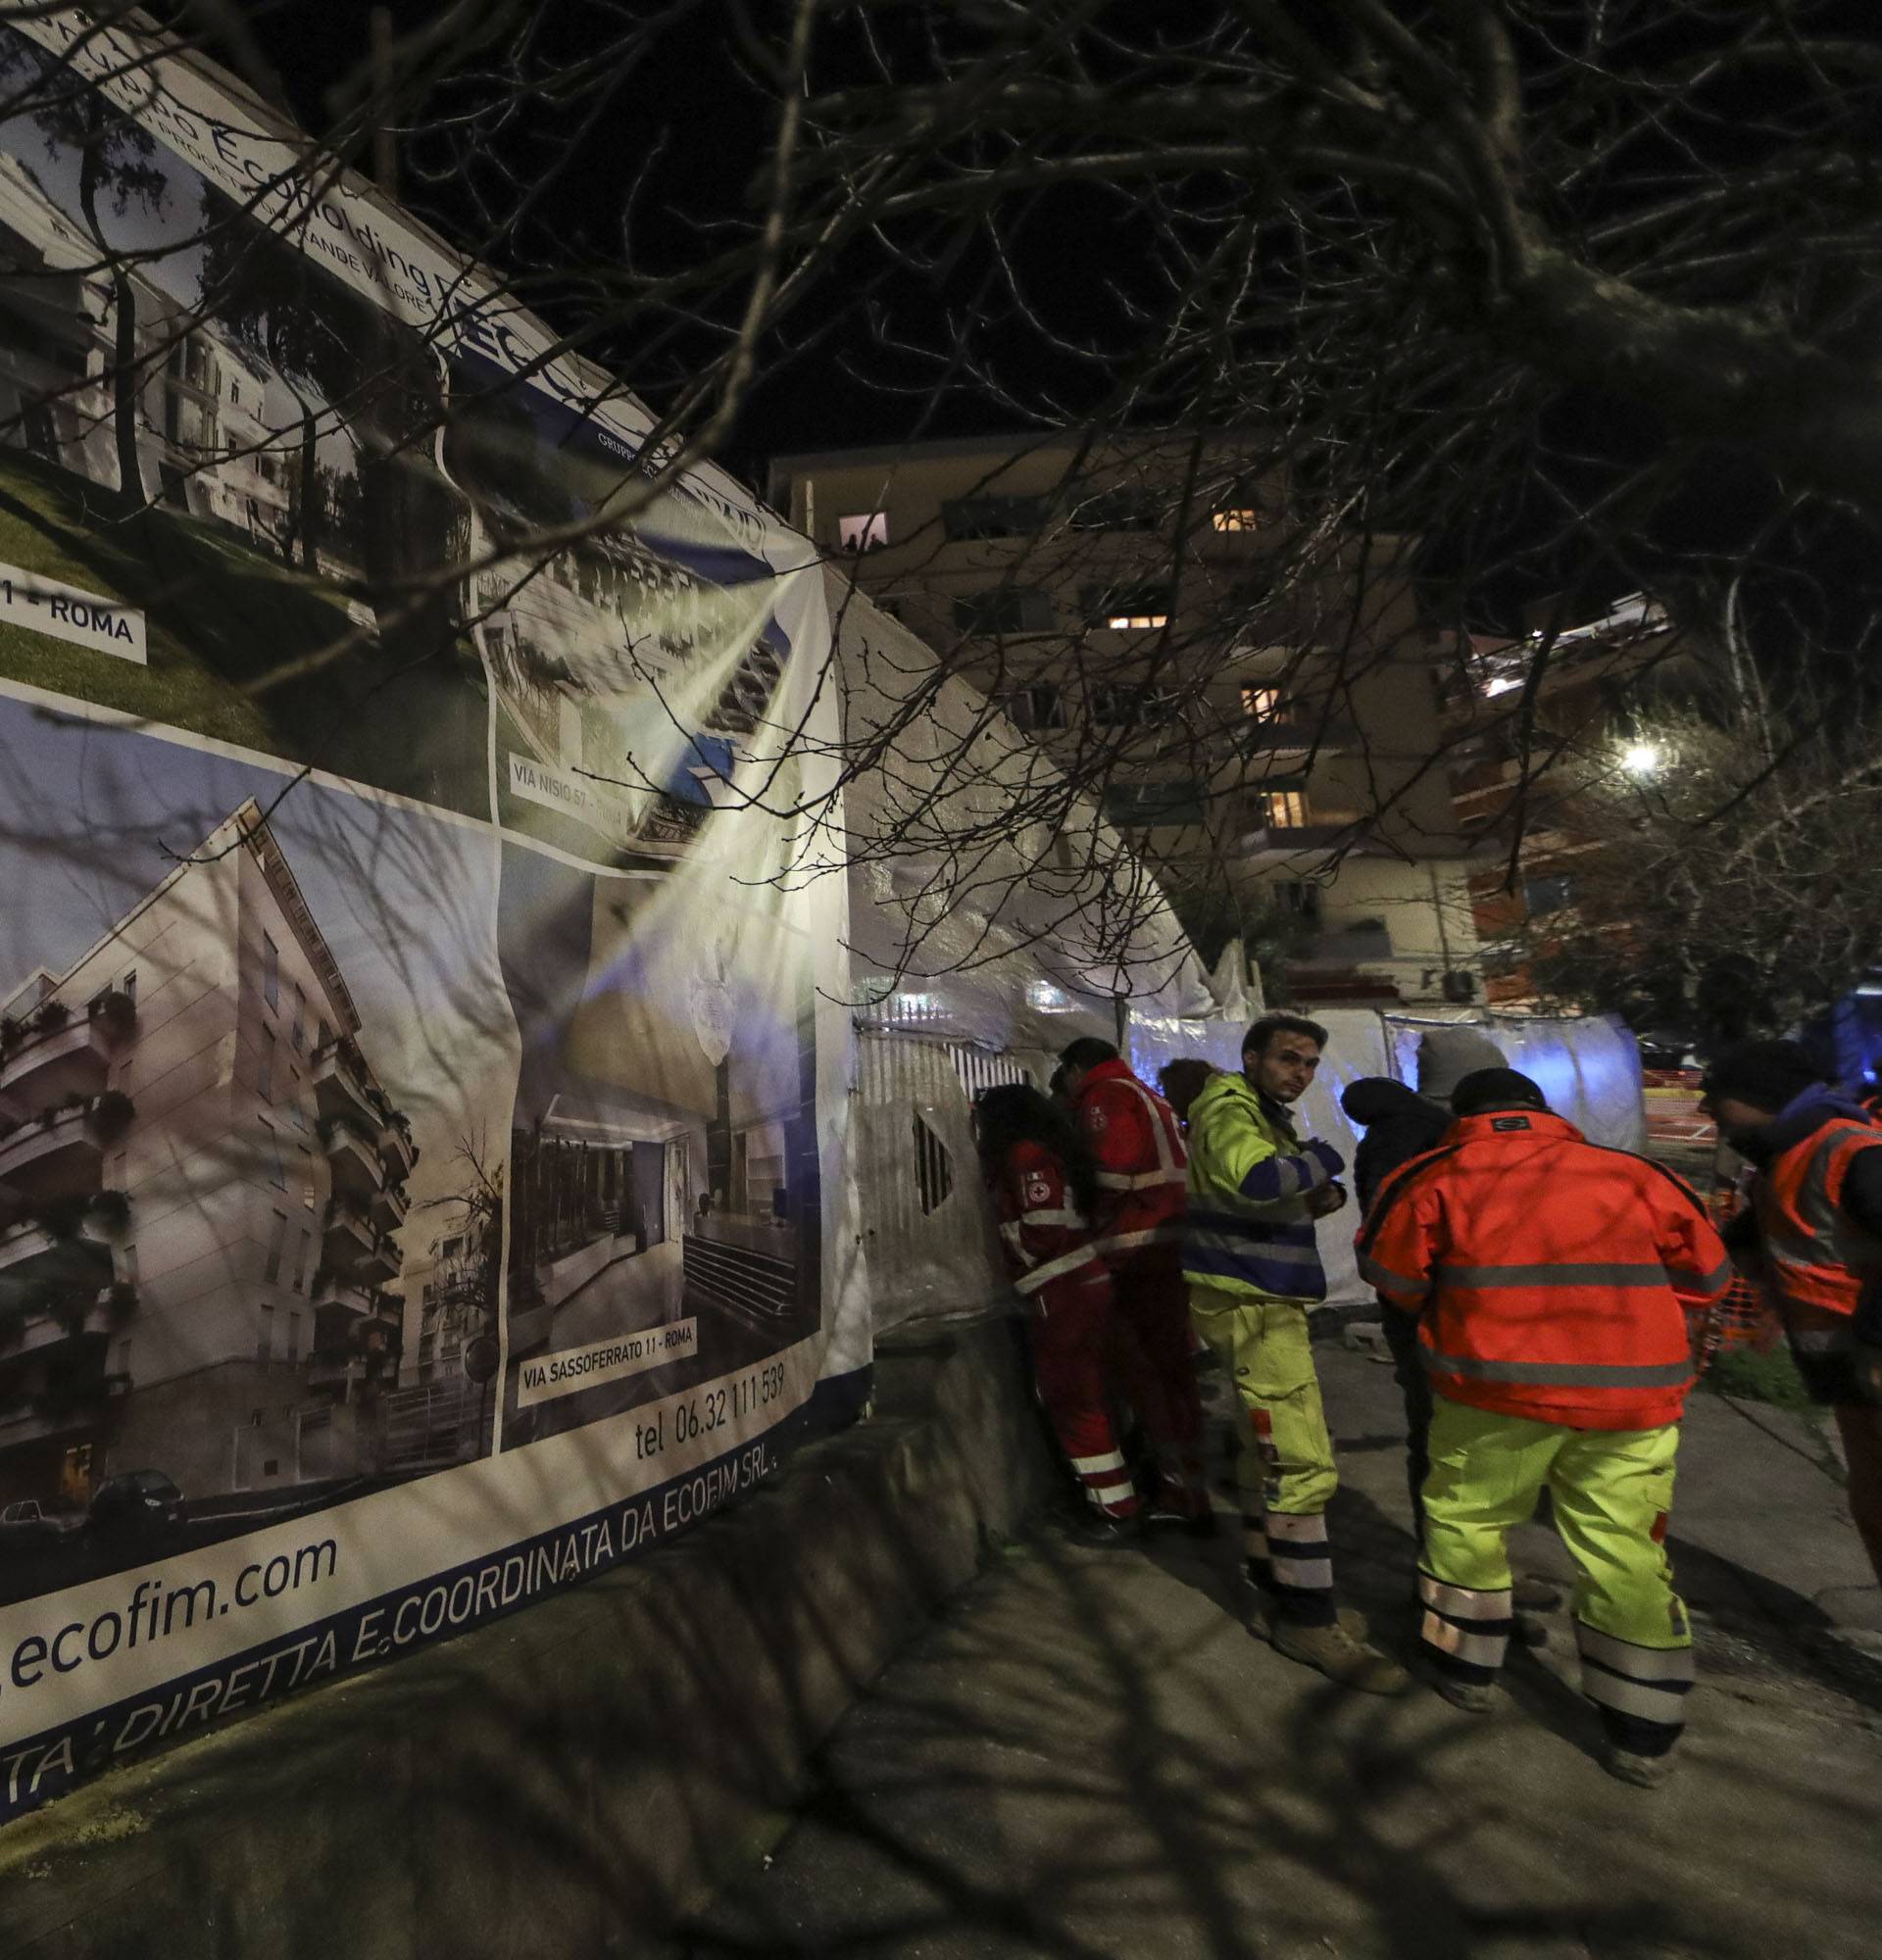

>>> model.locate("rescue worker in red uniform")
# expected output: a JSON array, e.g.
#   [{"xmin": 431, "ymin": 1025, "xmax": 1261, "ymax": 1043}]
[
  {"xmin": 975, "ymin": 1083, "xmax": 1141, "ymax": 1539},
  {"xmin": 1360, "ymin": 1068, "xmax": 1733, "ymax": 1787},
  {"xmin": 1700, "ymin": 1042, "xmax": 1882, "ymax": 1588},
  {"xmin": 1059, "ymin": 1039, "xmax": 1212, "ymax": 1527}
]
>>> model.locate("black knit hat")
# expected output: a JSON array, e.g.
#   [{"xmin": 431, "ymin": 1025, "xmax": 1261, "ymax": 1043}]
[
  {"xmin": 1700, "ymin": 1040, "xmax": 1825, "ymax": 1114},
  {"xmin": 1451, "ymin": 1067, "xmax": 1550, "ymax": 1116}
]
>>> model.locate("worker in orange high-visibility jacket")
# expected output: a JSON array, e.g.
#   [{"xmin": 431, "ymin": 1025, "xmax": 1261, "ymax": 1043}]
[
  {"xmin": 1700, "ymin": 1041, "xmax": 1882, "ymax": 1590},
  {"xmin": 1060, "ymin": 1038, "xmax": 1212, "ymax": 1528},
  {"xmin": 1359, "ymin": 1067, "xmax": 1733, "ymax": 1788},
  {"xmin": 975, "ymin": 1083, "xmax": 1142, "ymax": 1542}
]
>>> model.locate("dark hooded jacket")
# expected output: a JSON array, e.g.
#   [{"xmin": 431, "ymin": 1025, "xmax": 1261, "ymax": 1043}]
[{"xmin": 1341, "ymin": 1077, "xmax": 1451, "ymax": 1217}]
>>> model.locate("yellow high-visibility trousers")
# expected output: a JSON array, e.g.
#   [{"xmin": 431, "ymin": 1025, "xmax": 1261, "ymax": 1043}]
[
  {"xmin": 1419, "ymin": 1396, "xmax": 1693, "ymax": 1740},
  {"xmin": 1190, "ymin": 1285, "xmax": 1338, "ymax": 1609}
]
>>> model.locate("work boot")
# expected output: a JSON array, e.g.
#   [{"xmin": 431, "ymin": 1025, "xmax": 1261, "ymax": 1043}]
[
  {"xmin": 1247, "ymin": 1592, "xmax": 1368, "ymax": 1643},
  {"xmin": 1065, "ymin": 1510, "xmax": 1141, "ymax": 1549},
  {"xmin": 1143, "ymin": 1500, "xmax": 1219, "ymax": 1538},
  {"xmin": 1600, "ymin": 1740, "xmax": 1679, "ymax": 1788},
  {"xmin": 1268, "ymin": 1617, "xmax": 1411, "ymax": 1695},
  {"xmin": 1413, "ymin": 1655, "xmax": 1500, "ymax": 1714}
]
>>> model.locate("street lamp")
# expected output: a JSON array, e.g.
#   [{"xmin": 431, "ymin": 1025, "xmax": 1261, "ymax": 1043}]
[{"xmin": 1619, "ymin": 740, "xmax": 1662, "ymax": 776}]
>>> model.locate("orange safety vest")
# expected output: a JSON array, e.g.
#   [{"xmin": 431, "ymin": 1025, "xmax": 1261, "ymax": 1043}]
[
  {"xmin": 1752, "ymin": 1115, "xmax": 1882, "ymax": 1327},
  {"xmin": 1359, "ymin": 1110, "xmax": 1733, "ymax": 1431},
  {"xmin": 1070, "ymin": 1059, "xmax": 1188, "ymax": 1263}
]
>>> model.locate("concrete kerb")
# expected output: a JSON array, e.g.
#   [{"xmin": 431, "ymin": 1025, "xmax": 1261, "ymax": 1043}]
[{"xmin": 0, "ymin": 1311, "xmax": 1057, "ymax": 1960}]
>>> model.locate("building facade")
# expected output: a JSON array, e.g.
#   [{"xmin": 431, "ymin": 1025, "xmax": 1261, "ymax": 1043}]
[
  {"xmin": 1440, "ymin": 594, "xmax": 1678, "ymax": 1007},
  {"xmin": 0, "ymin": 801, "xmax": 414, "ymax": 1507},
  {"xmin": 768, "ymin": 432, "xmax": 1482, "ymax": 1007},
  {"xmin": 0, "ymin": 150, "xmax": 295, "ymax": 554}
]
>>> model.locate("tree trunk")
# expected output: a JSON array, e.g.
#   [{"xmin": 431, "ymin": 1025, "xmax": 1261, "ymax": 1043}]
[
  {"xmin": 293, "ymin": 399, "xmax": 322, "ymax": 572},
  {"xmin": 76, "ymin": 141, "xmax": 145, "ymax": 509}
]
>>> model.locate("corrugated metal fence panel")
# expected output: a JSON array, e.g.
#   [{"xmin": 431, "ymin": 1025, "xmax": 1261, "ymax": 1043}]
[{"xmin": 852, "ymin": 1025, "xmax": 1024, "ymax": 1328}]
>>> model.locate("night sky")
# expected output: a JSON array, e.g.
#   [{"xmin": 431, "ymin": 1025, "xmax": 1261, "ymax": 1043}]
[{"xmin": 211, "ymin": 3, "xmax": 1881, "ymax": 653}]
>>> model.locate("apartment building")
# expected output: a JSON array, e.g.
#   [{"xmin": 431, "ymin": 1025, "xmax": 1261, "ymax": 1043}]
[
  {"xmin": 768, "ymin": 432, "xmax": 1481, "ymax": 1007},
  {"xmin": 0, "ymin": 801, "xmax": 414, "ymax": 1507},
  {"xmin": 471, "ymin": 518, "xmax": 784, "ymax": 861},
  {"xmin": 1441, "ymin": 594, "xmax": 1679, "ymax": 1006},
  {"xmin": 0, "ymin": 149, "xmax": 296, "ymax": 553}
]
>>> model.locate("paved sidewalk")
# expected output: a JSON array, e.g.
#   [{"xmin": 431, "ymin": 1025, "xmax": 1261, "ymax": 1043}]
[{"xmin": 676, "ymin": 1345, "xmax": 1882, "ymax": 1960}]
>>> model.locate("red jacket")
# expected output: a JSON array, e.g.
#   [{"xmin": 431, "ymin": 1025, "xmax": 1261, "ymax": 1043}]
[
  {"xmin": 988, "ymin": 1141, "xmax": 1108, "ymax": 1302},
  {"xmin": 1358, "ymin": 1109, "xmax": 1732, "ymax": 1431},
  {"xmin": 1070, "ymin": 1057, "xmax": 1187, "ymax": 1262}
]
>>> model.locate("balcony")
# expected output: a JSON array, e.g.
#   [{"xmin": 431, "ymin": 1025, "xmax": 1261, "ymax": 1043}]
[
  {"xmin": 1226, "ymin": 821, "xmax": 1354, "ymax": 863},
  {"xmin": 321, "ymin": 1115, "xmax": 383, "ymax": 1198},
  {"xmin": 0, "ymin": 1102, "xmax": 106, "ymax": 1207},
  {"xmin": 0, "ymin": 1399, "xmax": 96, "ymax": 1446},
  {"xmin": 316, "ymin": 1277, "xmax": 377, "ymax": 1323},
  {"xmin": 307, "ymin": 1354, "xmax": 368, "ymax": 1396},
  {"xmin": 378, "ymin": 1119, "xmax": 417, "ymax": 1182},
  {"xmin": 3, "ymin": 1289, "xmax": 117, "ymax": 1359},
  {"xmin": 0, "ymin": 1015, "xmax": 114, "ymax": 1121},
  {"xmin": 312, "ymin": 1040, "xmax": 381, "ymax": 1134},
  {"xmin": 371, "ymin": 1180, "xmax": 410, "ymax": 1233},
  {"xmin": 1240, "ymin": 717, "xmax": 1359, "ymax": 757},
  {"xmin": 0, "ymin": 1221, "xmax": 112, "ymax": 1307},
  {"xmin": 322, "ymin": 1197, "xmax": 376, "ymax": 1269},
  {"xmin": 1293, "ymin": 921, "xmax": 1396, "ymax": 967}
]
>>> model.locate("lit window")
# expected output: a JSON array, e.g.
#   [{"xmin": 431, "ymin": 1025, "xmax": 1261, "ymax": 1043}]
[
  {"xmin": 1263, "ymin": 790, "xmax": 1310, "ymax": 830},
  {"xmin": 1241, "ymin": 687, "xmax": 1281, "ymax": 719},
  {"xmin": 837, "ymin": 511, "xmax": 888, "ymax": 552},
  {"xmin": 1084, "ymin": 584, "xmax": 1173, "ymax": 632},
  {"xmin": 1213, "ymin": 509, "xmax": 1261, "ymax": 532}
]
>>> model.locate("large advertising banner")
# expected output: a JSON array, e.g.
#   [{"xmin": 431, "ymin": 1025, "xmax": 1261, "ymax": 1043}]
[{"xmin": 0, "ymin": 10, "xmax": 855, "ymax": 1816}]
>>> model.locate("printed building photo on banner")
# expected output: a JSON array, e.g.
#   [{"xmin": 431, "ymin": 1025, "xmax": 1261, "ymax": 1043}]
[
  {"xmin": 442, "ymin": 350, "xmax": 798, "ymax": 872},
  {"xmin": 0, "ymin": 27, "xmax": 490, "ymax": 815},
  {"xmin": 498, "ymin": 844, "xmax": 820, "ymax": 1447},
  {"xmin": 0, "ymin": 690, "xmax": 513, "ymax": 1606}
]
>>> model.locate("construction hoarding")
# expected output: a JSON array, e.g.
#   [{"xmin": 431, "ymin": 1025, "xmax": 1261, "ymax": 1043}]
[{"xmin": 0, "ymin": 9, "xmax": 866, "ymax": 1815}]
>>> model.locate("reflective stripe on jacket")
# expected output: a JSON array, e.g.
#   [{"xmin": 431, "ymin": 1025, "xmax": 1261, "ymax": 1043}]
[
  {"xmin": 1358, "ymin": 1109, "xmax": 1731, "ymax": 1430},
  {"xmin": 989, "ymin": 1140, "xmax": 1108, "ymax": 1300},
  {"xmin": 1180, "ymin": 1071, "xmax": 1334, "ymax": 1303},
  {"xmin": 1754, "ymin": 1114, "xmax": 1882, "ymax": 1325},
  {"xmin": 1071, "ymin": 1058, "xmax": 1187, "ymax": 1262}
]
